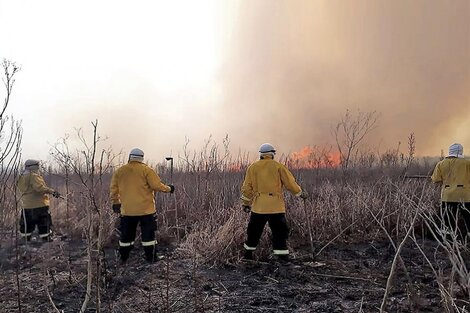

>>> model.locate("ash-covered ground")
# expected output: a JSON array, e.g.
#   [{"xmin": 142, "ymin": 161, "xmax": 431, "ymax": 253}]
[{"xmin": 0, "ymin": 236, "xmax": 457, "ymax": 312}]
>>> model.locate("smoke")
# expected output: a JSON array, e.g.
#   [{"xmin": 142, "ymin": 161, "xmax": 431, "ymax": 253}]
[
  {"xmin": 5, "ymin": 0, "xmax": 469, "ymax": 161},
  {"xmin": 218, "ymin": 0, "xmax": 470, "ymax": 156}
]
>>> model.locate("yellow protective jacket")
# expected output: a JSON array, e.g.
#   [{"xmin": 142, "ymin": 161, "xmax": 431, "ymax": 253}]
[
  {"xmin": 17, "ymin": 171, "xmax": 54, "ymax": 209},
  {"xmin": 241, "ymin": 156, "xmax": 302, "ymax": 214},
  {"xmin": 431, "ymin": 157, "xmax": 470, "ymax": 202},
  {"xmin": 110, "ymin": 161, "xmax": 171, "ymax": 216}
]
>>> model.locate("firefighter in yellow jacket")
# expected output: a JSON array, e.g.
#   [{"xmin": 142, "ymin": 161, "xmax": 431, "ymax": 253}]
[
  {"xmin": 110, "ymin": 148, "xmax": 174, "ymax": 263},
  {"xmin": 431, "ymin": 143, "xmax": 470, "ymax": 240},
  {"xmin": 17, "ymin": 159, "xmax": 61, "ymax": 241},
  {"xmin": 241, "ymin": 143, "xmax": 308, "ymax": 261}
]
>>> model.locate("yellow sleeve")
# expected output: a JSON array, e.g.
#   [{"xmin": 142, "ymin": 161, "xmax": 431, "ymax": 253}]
[
  {"xmin": 279, "ymin": 165, "xmax": 302, "ymax": 196},
  {"xmin": 110, "ymin": 171, "xmax": 120, "ymax": 204},
  {"xmin": 241, "ymin": 167, "xmax": 254, "ymax": 206},
  {"xmin": 431, "ymin": 163, "xmax": 442, "ymax": 183},
  {"xmin": 147, "ymin": 168, "xmax": 171, "ymax": 193},
  {"xmin": 31, "ymin": 174, "xmax": 54, "ymax": 194}
]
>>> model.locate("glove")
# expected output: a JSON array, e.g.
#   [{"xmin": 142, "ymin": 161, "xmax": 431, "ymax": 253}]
[
  {"xmin": 168, "ymin": 184, "xmax": 175, "ymax": 194},
  {"xmin": 299, "ymin": 191, "xmax": 309, "ymax": 199},
  {"xmin": 243, "ymin": 205, "xmax": 251, "ymax": 213},
  {"xmin": 52, "ymin": 191, "xmax": 61, "ymax": 198},
  {"xmin": 112, "ymin": 203, "xmax": 121, "ymax": 214}
]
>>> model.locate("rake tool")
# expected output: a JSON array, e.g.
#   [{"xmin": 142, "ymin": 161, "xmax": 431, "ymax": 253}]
[
  {"xmin": 165, "ymin": 157, "xmax": 180, "ymax": 241},
  {"xmin": 302, "ymin": 197, "xmax": 316, "ymax": 261},
  {"xmin": 165, "ymin": 157, "xmax": 174, "ymax": 181}
]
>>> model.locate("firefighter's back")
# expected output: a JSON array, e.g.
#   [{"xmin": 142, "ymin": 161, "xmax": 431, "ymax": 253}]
[
  {"xmin": 435, "ymin": 158, "xmax": 470, "ymax": 202},
  {"xmin": 114, "ymin": 162, "xmax": 156, "ymax": 216},
  {"xmin": 250, "ymin": 158, "xmax": 283, "ymax": 193},
  {"xmin": 18, "ymin": 172, "xmax": 50, "ymax": 209}
]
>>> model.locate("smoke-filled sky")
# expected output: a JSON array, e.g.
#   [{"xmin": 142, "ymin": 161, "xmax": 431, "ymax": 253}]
[{"xmin": 1, "ymin": 0, "xmax": 469, "ymax": 162}]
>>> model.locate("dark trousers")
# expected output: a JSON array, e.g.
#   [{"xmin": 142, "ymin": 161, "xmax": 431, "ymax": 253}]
[
  {"xmin": 19, "ymin": 206, "xmax": 52, "ymax": 240},
  {"xmin": 244, "ymin": 213, "xmax": 289, "ymax": 255},
  {"xmin": 441, "ymin": 202, "xmax": 470, "ymax": 240},
  {"xmin": 119, "ymin": 214, "xmax": 157, "ymax": 261}
]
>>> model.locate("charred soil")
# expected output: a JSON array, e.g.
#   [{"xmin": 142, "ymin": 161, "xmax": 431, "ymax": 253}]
[{"xmin": 0, "ymin": 237, "xmax": 456, "ymax": 312}]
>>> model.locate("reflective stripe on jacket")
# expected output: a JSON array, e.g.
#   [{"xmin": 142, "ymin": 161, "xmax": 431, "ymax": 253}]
[
  {"xmin": 110, "ymin": 161, "xmax": 171, "ymax": 216},
  {"xmin": 17, "ymin": 171, "xmax": 54, "ymax": 209},
  {"xmin": 431, "ymin": 158, "xmax": 470, "ymax": 202},
  {"xmin": 241, "ymin": 156, "xmax": 301, "ymax": 214}
]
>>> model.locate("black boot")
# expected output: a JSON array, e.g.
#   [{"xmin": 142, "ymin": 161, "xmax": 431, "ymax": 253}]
[
  {"xmin": 119, "ymin": 246, "xmax": 133, "ymax": 263},
  {"xmin": 41, "ymin": 235, "xmax": 52, "ymax": 242},
  {"xmin": 144, "ymin": 245, "xmax": 162, "ymax": 263},
  {"xmin": 277, "ymin": 254, "xmax": 290, "ymax": 264},
  {"xmin": 243, "ymin": 250, "xmax": 253, "ymax": 260},
  {"xmin": 19, "ymin": 235, "xmax": 31, "ymax": 245}
]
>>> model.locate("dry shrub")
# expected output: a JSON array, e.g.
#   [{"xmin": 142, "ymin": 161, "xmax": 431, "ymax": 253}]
[
  {"xmin": 10, "ymin": 156, "xmax": 437, "ymax": 268},
  {"xmin": 8, "ymin": 127, "xmax": 470, "ymax": 311},
  {"xmin": 172, "ymin": 170, "xmax": 440, "ymax": 265},
  {"xmin": 415, "ymin": 204, "xmax": 470, "ymax": 312},
  {"xmin": 176, "ymin": 207, "xmax": 246, "ymax": 264}
]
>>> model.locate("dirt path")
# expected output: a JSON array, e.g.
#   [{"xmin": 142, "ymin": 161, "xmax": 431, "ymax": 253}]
[{"xmin": 0, "ymin": 238, "xmax": 450, "ymax": 312}]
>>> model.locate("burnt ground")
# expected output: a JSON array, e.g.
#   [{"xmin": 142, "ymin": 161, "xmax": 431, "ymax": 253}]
[{"xmin": 0, "ymin": 235, "xmax": 459, "ymax": 313}]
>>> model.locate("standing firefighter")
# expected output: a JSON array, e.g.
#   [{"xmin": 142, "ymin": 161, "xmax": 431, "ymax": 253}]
[
  {"xmin": 241, "ymin": 143, "xmax": 308, "ymax": 262},
  {"xmin": 17, "ymin": 159, "xmax": 61, "ymax": 241},
  {"xmin": 431, "ymin": 143, "xmax": 470, "ymax": 240},
  {"xmin": 110, "ymin": 148, "xmax": 175, "ymax": 263}
]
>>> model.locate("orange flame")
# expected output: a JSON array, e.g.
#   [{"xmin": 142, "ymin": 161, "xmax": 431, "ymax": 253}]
[
  {"xmin": 226, "ymin": 162, "xmax": 245, "ymax": 172},
  {"xmin": 288, "ymin": 146, "xmax": 341, "ymax": 169}
]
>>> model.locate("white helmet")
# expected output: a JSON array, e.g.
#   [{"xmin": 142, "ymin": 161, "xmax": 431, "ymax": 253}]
[
  {"xmin": 448, "ymin": 143, "xmax": 464, "ymax": 158},
  {"xmin": 129, "ymin": 148, "xmax": 144, "ymax": 162},
  {"xmin": 25, "ymin": 159, "xmax": 40, "ymax": 170},
  {"xmin": 259, "ymin": 143, "xmax": 276, "ymax": 156}
]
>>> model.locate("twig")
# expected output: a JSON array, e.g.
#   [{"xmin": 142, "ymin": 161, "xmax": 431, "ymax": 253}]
[
  {"xmin": 242, "ymin": 270, "xmax": 261, "ymax": 279},
  {"xmin": 170, "ymin": 295, "xmax": 186, "ymax": 309},
  {"xmin": 380, "ymin": 210, "xmax": 418, "ymax": 312},
  {"xmin": 45, "ymin": 270, "xmax": 62, "ymax": 313},
  {"xmin": 311, "ymin": 272, "xmax": 384, "ymax": 286},
  {"xmin": 314, "ymin": 218, "xmax": 360, "ymax": 258},
  {"xmin": 264, "ymin": 276, "xmax": 279, "ymax": 283},
  {"xmin": 219, "ymin": 281, "xmax": 228, "ymax": 293},
  {"xmin": 358, "ymin": 297, "xmax": 364, "ymax": 313}
]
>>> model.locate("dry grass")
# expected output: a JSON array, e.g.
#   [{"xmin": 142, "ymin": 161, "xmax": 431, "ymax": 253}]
[
  {"xmin": 1, "ymin": 158, "xmax": 440, "ymax": 261},
  {"xmin": 2, "ymin": 142, "xmax": 470, "ymax": 312}
]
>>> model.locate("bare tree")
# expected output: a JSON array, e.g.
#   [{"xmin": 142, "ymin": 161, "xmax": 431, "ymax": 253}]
[
  {"xmin": 332, "ymin": 110, "xmax": 380, "ymax": 170},
  {"xmin": 0, "ymin": 59, "xmax": 22, "ymax": 224},
  {"xmin": 0, "ymin": 59, "xmax": 22, "ymax": 312},
  {"xmin": 51, "ymin": 120, "xmax": 117, "ymax": 313},
  {"xmin": 401, "ymin": 132, "xmax": 416, "ymax": 176}
]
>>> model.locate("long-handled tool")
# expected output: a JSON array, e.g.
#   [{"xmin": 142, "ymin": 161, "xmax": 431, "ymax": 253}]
[
  {"xmin": 403, "ymin": 175, "xmax": 431, "ymax": 179},
  {"xmin": 302, "ymin": 197, "xmax": 316, "ymax": 261},
  {"xmin": 165, "ymin": 157, "xmax": 174, "ymax": 181},
  {"xmin": 165, "ymin": 157, "xmax": 180, "ymax": 240}
]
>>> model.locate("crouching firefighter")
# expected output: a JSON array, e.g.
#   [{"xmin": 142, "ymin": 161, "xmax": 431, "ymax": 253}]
[
  {"xmin": 241, "ymin": 143, "xmax": 308, "ymax": 262},
  {"xmin": 110, "ymin": 148, "xmax": 175, "ymax": 263},
  {"xmin": 17, "ymin": 159, "xmax": 61, "ymax": 241}
]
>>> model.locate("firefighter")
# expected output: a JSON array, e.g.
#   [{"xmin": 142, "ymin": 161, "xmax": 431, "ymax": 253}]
[
  {"xmin": 110, "ymin": 148, "xmax": 174, "ymax": 263},
  {"xmin": 431, "ymin": 143, "xmax": 470, "ymax": 240},
  {"xmin": 241, "ymin": 143, "xmax": 308, "ymax": 262},
  {"xmin": 17, "ymin": 159, "xmax": 61, "ymax": 241}
]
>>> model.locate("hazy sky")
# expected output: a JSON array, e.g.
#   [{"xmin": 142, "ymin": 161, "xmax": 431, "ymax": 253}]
[{"xmin": 1, "ymin": 0, "xmax": 469, "ymax": 162}]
